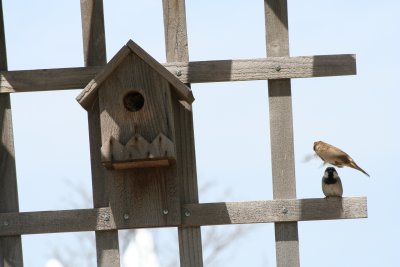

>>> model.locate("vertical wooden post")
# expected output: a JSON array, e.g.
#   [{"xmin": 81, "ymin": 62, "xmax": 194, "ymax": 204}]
[
  {"xmin": 0, "ymin": 1, "xmax": 24, "ymax": 266},
  {"xmin": 80, "ymin": 1, "xmax": 120, "ymax": 266},
  {"xmin": 162, "ymin": 1, "xmax": 204, "ymax": 266},
  {"xmin": 264, "ymin": 1, "xmax": 300, "ymax": 266}
]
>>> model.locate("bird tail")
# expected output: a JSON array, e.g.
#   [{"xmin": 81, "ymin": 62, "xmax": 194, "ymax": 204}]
[{"xmin": 350, "ymin": 161, "xmax": 370, "ymax": 177}]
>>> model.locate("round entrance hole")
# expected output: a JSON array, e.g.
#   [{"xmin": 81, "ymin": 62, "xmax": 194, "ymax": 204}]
[{"xmin": 123, "ymin": 91, "xmax": 144, "ymax": 112}]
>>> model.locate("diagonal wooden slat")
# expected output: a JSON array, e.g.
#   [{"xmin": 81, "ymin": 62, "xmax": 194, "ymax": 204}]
[{"xmin": 0, "ymin": 54, "xmax": 356, "ymax": 93}]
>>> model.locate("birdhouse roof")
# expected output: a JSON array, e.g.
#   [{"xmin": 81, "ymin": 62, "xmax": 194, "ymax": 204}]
[{"xmin": 76, "ymin": 39, "xmax": 194, "ymax": 110}]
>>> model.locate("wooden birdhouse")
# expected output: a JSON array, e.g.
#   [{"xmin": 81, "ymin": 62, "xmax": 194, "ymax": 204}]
[{"xmin": 76, "ymin": 39, "xmax": 194, "ymax": 170}]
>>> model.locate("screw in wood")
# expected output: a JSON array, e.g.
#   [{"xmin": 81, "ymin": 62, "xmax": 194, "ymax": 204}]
[
  {"xmin": 175, "ymin": 69, "xmax": 182, "ymax": 76},
  {"xmin": 281, "ymin": 207, "xmax": 288, "ymax": 214},
  {"xmin": 3, "ymin": 221, "xmax": 9, "ymax": 226},
  {"xmin": 275, "ymin": 65, "xmax": 282, "ymax": 72},
  {"xmin": 184, "ymin": 210, "xmax": 191, "ymax": 217},
  {"xmin": 123, "ymin": 213, "xmax": 129, "ymax": 220},
  {"xmin": 163, "ymin": 209, "xmax": 169, "ymax": 215},
  {"xmin": 102, "ymin": 214, "xmax": 110, "ymax": 222}
]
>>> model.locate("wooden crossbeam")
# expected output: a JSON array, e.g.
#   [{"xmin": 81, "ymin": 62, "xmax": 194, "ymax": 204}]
[
  {"xmin": 0, "ymin": 66, "xmax": 102, "ymax": 93},
  {"xmin": 0, "ymin": 55, "xmax": 356, "ymax": 93},
  {"xmin": 0, "ymin": 197, "xmax": 367, "ymax": 237},
  {"xmin": 182, "ymin": 197, "xmax": 367, "ymax": 226}
]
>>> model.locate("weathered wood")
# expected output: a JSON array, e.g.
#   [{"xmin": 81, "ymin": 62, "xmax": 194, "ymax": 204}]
[
  {"xmin": 80, "ymin": 1, "xmax": 120, "ymax": 266},
  {"xmin": 77, "ymin": 40, "xmax": 194, "ymax": 110},
  {"xmin": 81, "ymin": 0, "xmax": 106, "ymax": 66},
  {"xmin": 0, "ymin": 66, "xmax": 102, "ymax": 93},
  {"xmin": 163, "ymin": 0, "xmax": 204, "ymax": 266},
  {"xmin": 162, "ymin": 0, "xmax": 189, "ymax": 63},
  {"xmin": 182, "ymin": 197, "xmax": 368, "ymax": 226},
  {"xmin": 0, "ymin": 208, "xmax": 115, "ymax": 236},
  {"xmin": 0, "ymin": 197, "xmax": 367, "ymax": 236},
  {"xmin": 93, "ymin": 49, "xmax": 178, "ymax": 148},
  {"xmin": 77, "ymin": 45, "xmax": 131, "ymax": 109},
  {"xmin": 0, "ymin": 54, "xmax": 356, "ymax": 93},
  {"xmin": 101, "ymin": 134, "xmax": 175, "ymax": 170},
  {"xmin": 0, "ymin": 1, "xmax": 23, "ymax": 266},
  {"xmin": 126, "ymin": 40, "xmax": 194, "ymax": 103},
  {"xmin": 265, "ymin": 1, "xmax": 300, "ymax": 266},
  {"xmin": 92, "ymin": 47, "xmax": 182, "ymax": 228}
]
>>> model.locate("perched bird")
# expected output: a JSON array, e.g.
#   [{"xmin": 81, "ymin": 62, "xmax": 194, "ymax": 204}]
[
  {"xmin": 322, "ymin": 167, "xmax": 343, "ymax": 197},
  {"xmin": 313, "ymin": 141, "xmax": 370, "ymax": 177}
]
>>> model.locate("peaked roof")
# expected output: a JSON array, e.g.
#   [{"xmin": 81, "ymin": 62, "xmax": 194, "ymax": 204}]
[{"xmin": 76, "ymin": 39, "xmax": 194, "ymax": 110}]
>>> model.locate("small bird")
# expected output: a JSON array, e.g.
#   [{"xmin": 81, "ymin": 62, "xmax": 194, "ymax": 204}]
[
  {"xmin": 313, "ymin": 141, "xmax": 370, "ymax": 177},
  {"xmin": 322, "ymin": 167, "xmax": 343, "ymax": 197}
]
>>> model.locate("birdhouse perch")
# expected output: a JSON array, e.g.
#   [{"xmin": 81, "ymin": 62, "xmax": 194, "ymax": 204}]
[{"xmin": 77, "ymin": 39, "xmax": 194, "ymax": 170}]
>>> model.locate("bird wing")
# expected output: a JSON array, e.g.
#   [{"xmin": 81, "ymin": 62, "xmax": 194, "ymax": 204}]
[{"xmin": 318, "ymin": 144, "xmax": 351, "ymax": 166}]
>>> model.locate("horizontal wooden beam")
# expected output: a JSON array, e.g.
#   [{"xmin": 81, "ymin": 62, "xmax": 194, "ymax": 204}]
[
  {"xmin": 0, "ymin": 66, "xmax": 103, "ymax": 93},
  {"xmin": 0, "ymin": 207, "xmax": 115, "ymax": 236},
  {"xmin": 0, "ymin": 54, "xmax": 356, "ymax": 93},
  {"xmin": 182, "ymin": 197, "xmax": 367, "ymax": 226},
  {"xmin": 0, "ymin": 197, "xmax": 366, "ymax": 236},
  {"xmin": 165, "ymin": 54, "xmax": 356, "ymax": 83}
]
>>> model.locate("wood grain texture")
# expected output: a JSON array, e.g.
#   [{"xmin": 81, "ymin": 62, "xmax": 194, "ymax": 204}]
[
  {"xmin": 163, "ymin": 0, "xmax": 204, "ymax": 266},
  {"xmin": 0, "ymin": 1, "xmax": 23, "ymax": 266},
  {"xmin": 0, "ymin": 54, "xmax": 356, "ymax": 93},
  {"xmin": 126, "ymin": 40, "xmax": 194, "ymax": 104},
  {"xmin": 0, "ymin": 66, "xmax": 102, "ymax": 93},
  {"xmin": 98, "ymin": 53, "xmax": 176, "ymax": 146},
  {"xmin": 77, "ymin": 46, "xmax": 131, "ymax": 109},
  {"xmin": 80, "ymin": 1, "xmax": 120, "ymax": 266},
  {"xmin": 77, "ymin": 40, "xmax": 194, "ymax": 109},
  {"xmin": 265, "ymin": 0, "xmax": 300, "ymax": 266},
  {"xmin": 182, "ymin": 197, "xmax": 368, "ymax": 226},
  {"xmin": 0, "ymin": 197, "xmax": 367, "ymax": 236},
  {"xmin": 164, "ymin": 54, "xmax": 356, "ymax": 83},
  {"xmin": 80, "ymin": 0, "xmax": 106, "ymax": 66},
  {"xmin": 162, "ymin": 0, "xmax": 189, "ymax": 62},
  {"xmin": 96, "ymin": 51, "xmax": 181, "ymax": 228},
  {"xmin": 101, "ymin": 134, "xmax": 175, "ymax": 170},
  {"xmin": 0, "ymin": 208, "xmax": 116, "ymax": 236}
]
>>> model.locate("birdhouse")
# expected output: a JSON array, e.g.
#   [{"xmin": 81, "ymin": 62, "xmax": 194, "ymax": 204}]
[{"xmin": 76, "ymin": 39, "xmax": 194, "ymax": 170}]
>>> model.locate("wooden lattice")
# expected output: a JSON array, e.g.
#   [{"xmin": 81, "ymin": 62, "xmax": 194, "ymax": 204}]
[{"xmin": 0, "ymin": 1, "xmax": 367, "ymax": 266}]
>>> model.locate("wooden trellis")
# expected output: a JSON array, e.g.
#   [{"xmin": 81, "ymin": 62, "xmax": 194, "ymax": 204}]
[{"xmin": 0, "ymin": 0, "xmax": 367, "ymax": 266}]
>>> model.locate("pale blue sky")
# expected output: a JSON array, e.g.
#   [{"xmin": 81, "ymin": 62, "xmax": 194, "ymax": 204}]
[{"xmin": 2, "ymin": 1, "xmax": 400, "ymax": 266}]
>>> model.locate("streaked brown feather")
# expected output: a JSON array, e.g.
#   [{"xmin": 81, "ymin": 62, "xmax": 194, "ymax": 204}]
[{"xmin": 313, "ymin": 141, "xmax": 369, "ymax": 177}]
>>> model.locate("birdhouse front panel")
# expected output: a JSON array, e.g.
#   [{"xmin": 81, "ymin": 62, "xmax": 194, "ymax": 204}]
[{"xmin": 98, "ymin": 52, "xmax": 176, "ymax": 169}]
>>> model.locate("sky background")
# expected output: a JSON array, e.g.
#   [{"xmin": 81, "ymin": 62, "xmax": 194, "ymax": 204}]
[{"xmin": 2, "ymin": 0, "xmax": 400, "ymax": 266}]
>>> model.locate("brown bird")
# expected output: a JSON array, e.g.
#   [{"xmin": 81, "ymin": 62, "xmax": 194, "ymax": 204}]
[{"xmin": 313, "ymin": 141, "xmax": 370, "ymax": 177}]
